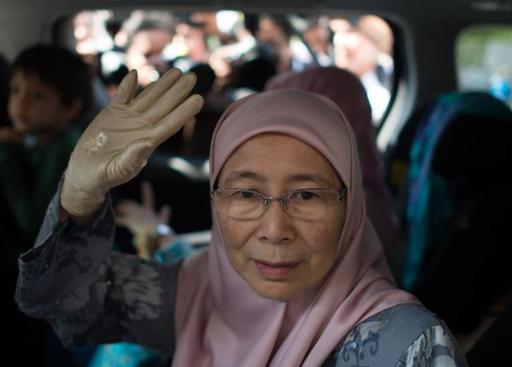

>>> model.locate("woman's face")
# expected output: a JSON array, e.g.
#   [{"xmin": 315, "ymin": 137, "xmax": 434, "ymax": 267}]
[{"xmin": 216, "ymin": 133, "xmax": 346, "ymax": 301}]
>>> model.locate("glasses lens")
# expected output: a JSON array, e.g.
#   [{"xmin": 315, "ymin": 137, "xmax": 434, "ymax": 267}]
[
  {"xmin": 287, "ymin": 189, "xmax": 340, "ymax": 220},
  {"xmin": 213, "ymin": 189, "xmax": 262, "ymax": 219}
]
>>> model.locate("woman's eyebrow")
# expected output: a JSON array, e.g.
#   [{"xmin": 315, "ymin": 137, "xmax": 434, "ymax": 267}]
[
  {"xmin": 222, "ymin": 172, "xmax": 338, "ymax": 187},
  {"xmin": 223, "ymin": 170, "xmax": 265, "ymax": 184},
  {"xmin": 287, "ymin": 173, "xmax": 334, "ymax": 187}
]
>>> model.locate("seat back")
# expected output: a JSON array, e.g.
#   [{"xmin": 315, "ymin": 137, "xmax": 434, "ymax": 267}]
[{"xmin": 391, "ymin": 92, "xmax": 512, "ymax": 334}]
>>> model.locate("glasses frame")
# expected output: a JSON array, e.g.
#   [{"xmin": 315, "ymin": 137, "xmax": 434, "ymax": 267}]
[{"xmin": 210, "ymin": 187, "xmax": 347, "ymax": 219}]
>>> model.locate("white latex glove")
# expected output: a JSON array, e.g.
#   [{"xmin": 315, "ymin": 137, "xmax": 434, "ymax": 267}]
[{"xmin": 61, "ymin": 69, "xmax": 204, "ymax": 217}]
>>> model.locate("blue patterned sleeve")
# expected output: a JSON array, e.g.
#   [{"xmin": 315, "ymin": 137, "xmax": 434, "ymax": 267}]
[
  {"xmin": 15, "ymin": 189, "xmax": 180, "ymax": 355},
  {"xmin": 396, "ymin": 323, "xmax": 467, "ymax": 367},
  {"xmin": 323, "ymin": 304, "xmax": 468, "ymax": 367}
]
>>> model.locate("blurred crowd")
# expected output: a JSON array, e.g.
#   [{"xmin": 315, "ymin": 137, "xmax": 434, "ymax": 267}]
[{"xmin": 72, "ymin": 10, "xmax": 394, "ymax": 132}]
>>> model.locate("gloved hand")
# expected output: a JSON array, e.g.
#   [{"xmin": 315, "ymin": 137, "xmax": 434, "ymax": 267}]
[{"xmin": 61, "ymin": 68, "xmax": 204, "ymax": 217}]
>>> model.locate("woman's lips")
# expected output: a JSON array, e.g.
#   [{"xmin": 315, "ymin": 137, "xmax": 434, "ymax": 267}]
[{"xmin": 254, "ymin": 260, "xmax": 299, "ymax": 279}]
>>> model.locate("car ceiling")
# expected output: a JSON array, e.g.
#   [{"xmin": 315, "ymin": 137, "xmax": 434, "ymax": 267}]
[{"xmin": 1, "ymin": 0, "xmax": 512, "ymax": 23}]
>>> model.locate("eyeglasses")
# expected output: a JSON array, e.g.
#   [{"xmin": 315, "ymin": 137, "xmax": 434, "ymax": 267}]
[{"xmin": 211, "ymin": 187, "xmax": 347, "ymax": 220}]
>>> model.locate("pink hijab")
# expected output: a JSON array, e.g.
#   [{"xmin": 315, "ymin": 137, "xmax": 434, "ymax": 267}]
[
  {"xmin": 266, "ymin": 67, "xmax": 398, "ymax": 252},
  {"xmin": 173, "ymin": 90, "xmax": 416, "ymax": 366}
]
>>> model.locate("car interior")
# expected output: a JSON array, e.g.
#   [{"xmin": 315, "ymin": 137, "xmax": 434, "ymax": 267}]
[{"xmin": 1, "ymin": 0, "xmax": 511, "ymax": 365}]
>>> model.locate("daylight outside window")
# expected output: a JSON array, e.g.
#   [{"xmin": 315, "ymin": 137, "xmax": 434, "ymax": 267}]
[{"xmin": 457, "ymin": 25, "xmax": 512, "ymax": 107}]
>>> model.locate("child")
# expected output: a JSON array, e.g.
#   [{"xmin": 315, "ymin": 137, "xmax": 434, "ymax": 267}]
[
  {"xmin": 0, "ymin": 44, "xmax": 92, "ymax": 245},
  {"xmin": 1, "ymin": 44, "xmax": 92, "ymax": 366}
]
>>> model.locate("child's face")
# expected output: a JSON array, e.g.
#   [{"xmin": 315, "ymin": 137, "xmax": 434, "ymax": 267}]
[{"xmin": 8, "ymin": 70, "xmax": 75, "ymax": 135}]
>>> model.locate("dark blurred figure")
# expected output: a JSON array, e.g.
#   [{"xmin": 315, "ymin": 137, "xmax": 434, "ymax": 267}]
[
  {"xmin": 230, "ymin": 56, "xmax": 277, "ymax": 94},
  {"xmin": 181, "ymin": 63, "xmax": 222, "ymax": 156},
  {"xmin": 101, "ymin": 63, "xmax": 129, "ymax": 98}
]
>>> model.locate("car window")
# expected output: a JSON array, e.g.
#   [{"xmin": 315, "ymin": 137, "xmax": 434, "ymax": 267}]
[
  {"xmin": 65, "ymin": 10, "xmax": 396, "ymax": 127},
  {"xmin": 457, "ymin": 25, "xmax": 512, "ymax": 107}
]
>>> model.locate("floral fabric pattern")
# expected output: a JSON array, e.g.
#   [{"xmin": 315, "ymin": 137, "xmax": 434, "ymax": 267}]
[
  {"xmin": 397, "ymin": 325, "xmax": 458, "ymax": 367},
  {"xmin": 338, "ymin": 320, "xmax": 388, "ymax": 366},
  {"xmin": 323, "ymin": 304, "xmax": 467, "ymax": 367}
]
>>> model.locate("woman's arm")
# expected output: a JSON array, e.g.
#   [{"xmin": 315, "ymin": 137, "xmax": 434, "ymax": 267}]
[
  {"xmin": 16, "ymin": 190, "xmax": 180, "ymax": 354},
  {"xmin": 17, "ymin": 67, "xmax": 203, "ymax": 355}
]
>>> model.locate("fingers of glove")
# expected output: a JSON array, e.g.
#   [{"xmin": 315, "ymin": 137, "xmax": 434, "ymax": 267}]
[
  {"xmin": 152, "ymin": 94, "xmax": 204, "ymax": 145},
  {"xmin": 141, "ymin": 73, "xmax": 197, "ymax": 124},
  {"xmin": 130, "ymin": 68, "xmax": 182, "ymax": 113},
  {"xmin": 111, "ymin": 70, "xmax": 138, "ymax": 106},
  {"xmin": 98, "ymin": 138, "xmax": 156, "ymax": 187}
]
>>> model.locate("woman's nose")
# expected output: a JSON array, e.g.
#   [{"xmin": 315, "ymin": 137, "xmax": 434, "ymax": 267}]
[{"xmin": 256, "ymin": 200, "xmax": 295, "ymax": 244}]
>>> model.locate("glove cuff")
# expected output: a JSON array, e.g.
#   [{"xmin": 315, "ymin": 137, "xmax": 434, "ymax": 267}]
[{"xmin": 60, "ymin": 171, "xmax": 106, "ymax": 217}]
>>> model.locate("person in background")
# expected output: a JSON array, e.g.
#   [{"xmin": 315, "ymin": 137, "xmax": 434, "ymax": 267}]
[
  {"xmin": 0, "ymin": 44, "xmax": 91, "ymax": 245},
  {"xmin": 122, "ymin": 11, "xmax": 175, "ymax": 87},
  {"xmin": 332, "ymin": 17, "xmax": 392, "ymax": 123},
  {"xmin": 303, "ymin": 16, "xmax": 333, "ymax": 67},
  {"xmin": 1, "ymin": 43, "xmax": 91, "ymax": 367},
  {"xmin": 170, "ymin": 18, "xmax": 211, "ymax": 71},
  {"xmin": 73, "ymin": 10, "xmax": 113, "ymax": 114},
  {"xmin": 357, "ymin": 15, "xmax": 394, "ymax": 90},
  {"xmin": 256, "ymin": 14, "xmax": 312, "ymax": 73}
]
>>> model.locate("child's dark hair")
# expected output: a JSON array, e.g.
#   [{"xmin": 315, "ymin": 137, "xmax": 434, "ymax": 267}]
[{"xmin": 11, "ymin": 44, "xmax": 92, "ymax": 113}]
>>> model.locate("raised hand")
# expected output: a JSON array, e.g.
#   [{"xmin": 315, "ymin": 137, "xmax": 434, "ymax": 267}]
[
  {"xmin": 116, "ymin": 181, "xmax": 172, "ymax": 259},
  {"xmin": 116, "ymin": 180, "xmax": 171, "ymax": 240},
  {"xmin": 61, "ymin": 69, "xmax": 204, "ymax": 217}
]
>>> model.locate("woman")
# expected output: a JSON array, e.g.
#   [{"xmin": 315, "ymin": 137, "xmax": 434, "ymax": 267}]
[
  {"xmin": 16, "ymin": 69, "xmax": 467, "ymax": 366},
  {"xmin": 265, "ymin": 66, "xmax": 398, "ymax": 256}
]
